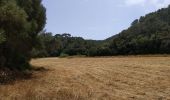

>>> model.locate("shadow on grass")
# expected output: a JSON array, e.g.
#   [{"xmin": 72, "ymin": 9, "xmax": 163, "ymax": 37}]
[{"xmin": 0, "ymin": 66, "xmax": 48, "ymax": 85}]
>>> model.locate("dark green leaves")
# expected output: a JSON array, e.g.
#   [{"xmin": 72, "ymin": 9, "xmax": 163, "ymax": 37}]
[{"xmin": 0, "ymin": 0, "xmax": 46, "ymax": 70}]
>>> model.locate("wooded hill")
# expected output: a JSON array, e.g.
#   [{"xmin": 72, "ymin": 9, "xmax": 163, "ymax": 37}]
[
  {"xmin": 108, "ymin": 6, "xmax": 170, "ymax": 55},
  {"xmin": 33, "ymin": 5, "xmax": 170, "ymax": 57}
]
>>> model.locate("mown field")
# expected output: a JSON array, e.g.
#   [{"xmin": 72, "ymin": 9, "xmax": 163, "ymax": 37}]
[{"xmin": 1, "ymin": 56, "xmax": 170, "ymax": 100}]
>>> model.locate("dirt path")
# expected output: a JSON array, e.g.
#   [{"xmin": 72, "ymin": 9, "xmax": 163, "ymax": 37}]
[{"xmin": 1, "ymin": 57, "xmax": 170, "ymax": 100}]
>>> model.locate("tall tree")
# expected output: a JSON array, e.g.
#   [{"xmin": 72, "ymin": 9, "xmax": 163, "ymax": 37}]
[{"xmin": 0, "ymin": 0, "xmax": 46, "ymax": 70}]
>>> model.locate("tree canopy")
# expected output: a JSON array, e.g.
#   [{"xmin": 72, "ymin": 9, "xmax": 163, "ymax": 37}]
[
  {"xmin": 108, "ymin": 6, "xmax": 170, "ymax": 55},
  {"xmin": 0, "ymin": 0, "xmax": 46, "ymax": 70}
]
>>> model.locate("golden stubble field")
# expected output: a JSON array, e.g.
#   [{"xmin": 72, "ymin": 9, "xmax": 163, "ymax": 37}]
[{"xmin": 1, "ymin": 56, "xmax": 170, "ymax": 100}]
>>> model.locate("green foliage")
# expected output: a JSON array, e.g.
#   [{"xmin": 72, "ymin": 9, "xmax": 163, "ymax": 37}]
[
  {"xmin": 33, "ymin": 5, "xmax": 170, "ymax": 58},
  {"xmin": 108, "ymin": 5, "xmax": 170, "ymax": 55},
  {"xmin": 34, "ymin": 33, "xmax": 102, "ymax": 57},
  {"xmin": 59, "ymin": 53, "xmax": 69, "ymax": 58},
  {"xmin": 0, "ymin": 29, "xmax": 5, "ymax": 44},
  {"xmin": 0, "ymin": 0, "xmax": 46, "ymax": 70},
  {"xmin": 131, "ymin": 19, "xmax": 139, "ymax": 26}
]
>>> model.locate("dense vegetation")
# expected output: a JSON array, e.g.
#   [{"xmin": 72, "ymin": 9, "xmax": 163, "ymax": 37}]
[
  {"xmin": 108, "ymin": 6, "xmax": 170, "ymax": 55},
  {"xmin": 31, "ymin": 32, "xmax": 103, "ymax": 57},
  {"xmin": 0, "ymin": 0, "xmax": 46, "ymax": 70},
  {"xmin": 33, "ymin": 5, "xmax": 170, "ymax": 57},
  {"xmin": 1, "ymin": 1, "xmax": 170, "ymax": 70}
]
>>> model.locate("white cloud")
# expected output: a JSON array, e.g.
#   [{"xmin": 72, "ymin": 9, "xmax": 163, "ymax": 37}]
[
  {"xmin": 124, "ymin": 0, "xmax": 170, "ymax": 8},
  {"xmin": 125, "ymin": 0, "xmax": 146, "ymax": 6},
  {"xmin": 152, "ymin": 0, "xmax": 170, "ymax": 8}
]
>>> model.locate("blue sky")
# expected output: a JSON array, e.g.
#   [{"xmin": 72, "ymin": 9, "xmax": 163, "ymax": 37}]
[{"xmin": 42, "ymin": 0, "xmax": 170, "ymax": 40}]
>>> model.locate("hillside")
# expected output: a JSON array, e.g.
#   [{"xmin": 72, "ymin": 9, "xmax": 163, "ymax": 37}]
[{"xmin": 107, "ymin": 5, "xmax": 170, "ymax": 55}]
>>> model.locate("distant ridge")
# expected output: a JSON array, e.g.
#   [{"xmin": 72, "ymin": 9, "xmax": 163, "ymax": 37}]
[{"xmin": 106, "ymin": 5, "xmax": 170, "ymax": 55}]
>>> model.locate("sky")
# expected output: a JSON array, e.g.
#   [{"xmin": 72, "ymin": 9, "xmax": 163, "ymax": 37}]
[{"xmin": 42, "ymin": 0, "xmax": 170, "ymax": 40}]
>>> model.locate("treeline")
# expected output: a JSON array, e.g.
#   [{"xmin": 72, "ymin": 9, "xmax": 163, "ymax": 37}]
[
  {"xmin": 0, "ymin": 0, "xmax": 46, "ymax": 70},
  {"xmin": 31, "ymin": 33, "xmax": 104, "ymax": 57},
  {"xmin": 33, "ymin": 5, "xmax": 170, "ymax": 57}
]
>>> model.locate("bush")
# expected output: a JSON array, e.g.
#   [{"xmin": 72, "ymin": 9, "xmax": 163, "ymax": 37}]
[{"xmin": 59, "ymin": 53, "xmax": 69, "ymax": 58}]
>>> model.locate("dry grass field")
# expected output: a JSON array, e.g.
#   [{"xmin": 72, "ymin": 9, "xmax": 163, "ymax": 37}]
[{"xmin": 1, "ymin": 56, "xmax": 170, "ymax": 100}]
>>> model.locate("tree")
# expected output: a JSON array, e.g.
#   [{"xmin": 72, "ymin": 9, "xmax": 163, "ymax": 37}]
[
  {"xmin": 0, "ymin": 0, "xmax": 46, "ymax": 70},
  {"xmin": 0, "ymin": 29, "xmax": 5, "ymax": 44},
  {"xmin": 131, "ymin": 19, "xmax": 138, "ymax": 26}
]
